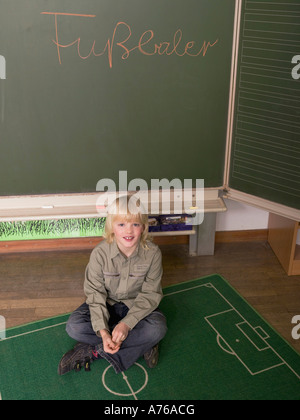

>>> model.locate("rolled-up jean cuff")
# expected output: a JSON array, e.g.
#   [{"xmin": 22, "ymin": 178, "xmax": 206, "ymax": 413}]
[{"xmin": 96, "ymin": 344, "xmax": 122, "ymax": 374}]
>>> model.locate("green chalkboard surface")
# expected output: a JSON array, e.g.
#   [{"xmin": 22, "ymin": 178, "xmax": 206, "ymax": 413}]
[
  {"xmin": 0, "ymin": 0, "xmax": 236, "ymax": 196},
  {"xmin": 229, "ymin": 0, "xmax": 300, "ymax": 210}
]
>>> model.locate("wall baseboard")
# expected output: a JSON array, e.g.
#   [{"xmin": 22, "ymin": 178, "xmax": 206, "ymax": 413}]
[
  {"xmin": 0, "ymin": 237, "xmax": 102, "ymax": 254},
  {"xmin": 215, "ymin": 229, "xmax": 268, "ymax": 243},
  {"xmin": 0, "ymin": 229, "xmax": 268, "ymax": 254}
]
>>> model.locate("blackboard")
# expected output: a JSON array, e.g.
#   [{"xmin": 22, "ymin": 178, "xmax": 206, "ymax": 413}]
[
  {"xmin": 0, "ymin": 0, "xmax": 236, "ymax": 196},
  {"xmin": 229, "ymin": 0, "xmax": 300, "ymax": 210}
]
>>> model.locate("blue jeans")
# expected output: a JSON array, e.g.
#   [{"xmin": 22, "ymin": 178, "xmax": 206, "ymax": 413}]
[{"xmin": 66, "ymin": 302, "xmax": 167, "ymax": 374}]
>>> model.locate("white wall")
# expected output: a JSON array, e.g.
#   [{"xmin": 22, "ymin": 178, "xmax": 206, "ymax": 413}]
[
  {"xmin": 216, "ymin": 199, "xmax": 300, "ymax": 245},
  {"xmin": 216, "ymin": 199, "xmax": 269, "ymax": 232}
]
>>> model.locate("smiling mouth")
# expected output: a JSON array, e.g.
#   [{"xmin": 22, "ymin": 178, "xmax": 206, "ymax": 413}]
[{"xmin": 124, "ymin": 236, "xmax": 134, "ymax": 241}]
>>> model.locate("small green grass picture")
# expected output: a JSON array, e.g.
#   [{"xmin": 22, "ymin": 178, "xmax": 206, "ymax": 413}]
[{"xmin": 0, "ymin": 218, "xmax": 106, "ymax": 241}]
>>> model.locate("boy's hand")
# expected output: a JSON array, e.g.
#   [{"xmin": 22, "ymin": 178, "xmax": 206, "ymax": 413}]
[
  {"xmin": 100, "ymin": 329, "xmax": 121, "ymax": 354},
  {"xmin": 112, "ymin": 322, "xmax": 130, "ymax": 345}
]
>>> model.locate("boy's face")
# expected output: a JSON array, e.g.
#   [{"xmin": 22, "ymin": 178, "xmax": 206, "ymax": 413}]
[{"xmin": 112, "ymin": 216, "xmax": 144, "ymax": 257}]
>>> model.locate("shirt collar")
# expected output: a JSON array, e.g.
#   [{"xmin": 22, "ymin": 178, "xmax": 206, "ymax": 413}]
[
  {"xmin": 110, "ymin": 241, "xmax": 120, "ymax": 259},
  {"xmin": 110, "ymin": 240, "xmax": 142, "ymax": 260}
]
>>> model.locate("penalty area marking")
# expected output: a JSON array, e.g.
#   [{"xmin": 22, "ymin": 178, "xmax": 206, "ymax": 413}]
[{"xmin": 102, "ymin": 363, "xmax": 148, "ymax": 400}]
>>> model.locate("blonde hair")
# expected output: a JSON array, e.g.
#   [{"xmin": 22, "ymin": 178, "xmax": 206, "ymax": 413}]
[{"xmin": 103, "ymin": 195, "xmax": 150, "ymax": 249}]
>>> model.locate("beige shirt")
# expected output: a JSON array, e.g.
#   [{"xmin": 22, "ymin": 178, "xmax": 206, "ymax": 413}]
[{"xmin": 84, "ymin": 239, "xmax": 163, "ymax": 333}]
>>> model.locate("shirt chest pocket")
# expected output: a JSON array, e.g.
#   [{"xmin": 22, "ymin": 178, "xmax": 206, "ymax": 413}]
[
  {"xmin": 130, "ymin": 265, "xmax": 149, "ymax": 282},
  {"xmin": 103, "ymin": 272, "xmax": 120, "ymax": 295},
  {"xmin": 128, "ymin": 271, "xmax": 148, "ymax": 292},
  {"xmin": 129, "ymin": 272, "xmax": 147, "ymax": 281}
]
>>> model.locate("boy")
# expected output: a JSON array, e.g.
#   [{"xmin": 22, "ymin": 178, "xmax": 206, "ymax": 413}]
[{"xmin": 58, "ymin": 195, "xmax": 167, "ymax": 375}]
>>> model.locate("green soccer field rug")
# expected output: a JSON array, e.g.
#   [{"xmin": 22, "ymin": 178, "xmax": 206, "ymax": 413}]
[{"xmin": 0, "ymin": 274, "xmax": 299, "ymax": 400}]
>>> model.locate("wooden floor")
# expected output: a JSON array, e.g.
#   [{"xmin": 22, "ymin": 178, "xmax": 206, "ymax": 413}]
[{"xmin": 0, "ymin": 239, "xmax": 300, "ymax": 353}]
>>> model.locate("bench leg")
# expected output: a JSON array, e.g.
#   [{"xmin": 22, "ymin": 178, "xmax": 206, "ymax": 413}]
[{"xmin": 189, "ymin": 213, "xmax": 217, "ymax": 256}]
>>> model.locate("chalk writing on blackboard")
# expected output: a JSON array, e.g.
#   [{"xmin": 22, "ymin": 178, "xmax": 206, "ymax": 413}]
[{"xmin": 41, "ymin": 12, "xmax": 219, "ymax": 69}]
